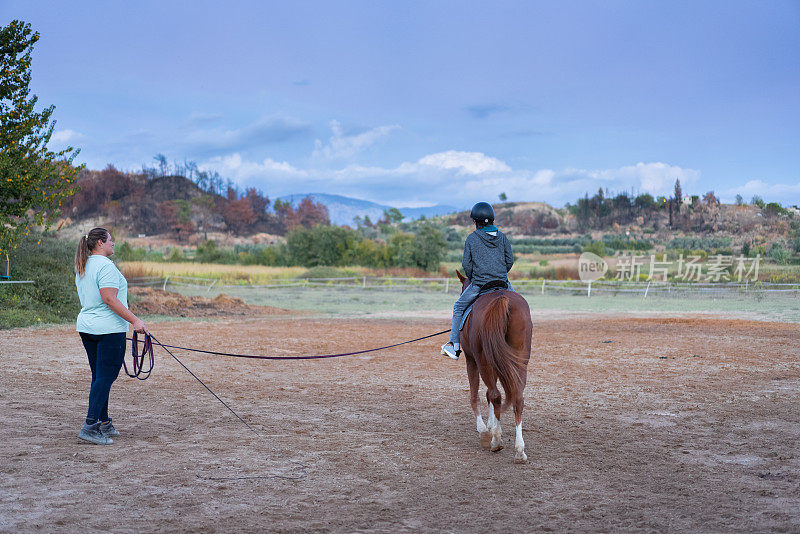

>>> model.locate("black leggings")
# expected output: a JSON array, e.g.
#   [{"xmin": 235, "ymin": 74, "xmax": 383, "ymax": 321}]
[{"xmin": 79, "ymin": 332, "xmax": 126, "ymax": 424}]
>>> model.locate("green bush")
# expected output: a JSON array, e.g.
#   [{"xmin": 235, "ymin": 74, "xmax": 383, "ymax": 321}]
[
  {"xmin": 287, "ymin": 225, "xmax": 362, "ymax": 267},
  {"xmin": 165, "ymin": 247, "xmax": 186, "ymax": 262},
  {"xmin": 765, "ymin": 202, "xmax": 786, "ymax": 217},
  {"xmin": 667, "ymin": 236, "xmax": 732, "ymax": 251},
  {"xmin": 741, "ymin": 242, "xmax": 751, "ymax": 257},
  {"xmin": 195, "ymin": 240, "xmax": 224, "ymax": 263},
  {"xmin": 582, "ymin": 241, "xmax": 606, "ymax": 257},
  {"xmin": 285, "ymin": 223, "xmax": 446, "ymax": 271},
  {"xmin": 115, "ymin": 242, "xmax": 147, "ymax": 261},
  {"xmin": 0, "ymin": 233, "xmax": 81, "ymax": 328},
  {"xmin": 768, "ymin": 244, "xmax": 791, "ymax": 265}
]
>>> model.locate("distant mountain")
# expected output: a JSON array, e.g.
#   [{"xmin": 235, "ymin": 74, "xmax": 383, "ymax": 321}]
[{"xmin": 275, "ymin": 193, "xmax": 459, "ymax": 226}]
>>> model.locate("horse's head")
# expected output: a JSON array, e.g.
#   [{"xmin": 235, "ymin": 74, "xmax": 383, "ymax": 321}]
[{"xmin": 456, "ymin": 270, "xmax": 469, "ymax": 294}]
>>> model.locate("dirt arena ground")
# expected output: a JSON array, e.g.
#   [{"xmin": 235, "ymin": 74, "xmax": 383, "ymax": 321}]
[{"xmin": 1, "ymin": 313, "xmax": 799, "ymax": 532}]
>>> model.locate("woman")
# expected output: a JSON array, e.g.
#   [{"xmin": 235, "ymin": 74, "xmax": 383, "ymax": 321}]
[{"xmin": 75, "ymin": 227, "xmax": 146, "ymax": 445}]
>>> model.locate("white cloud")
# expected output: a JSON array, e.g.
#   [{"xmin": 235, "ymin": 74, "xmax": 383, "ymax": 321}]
[
  {"xmin": 417, "ymin": 150, "xmax": 511, "ymax": 175},
  {"xmin": 50, "ymin": 129, "xmax": 84, "ymax": 144},
  {"xmin": 200, "ymin": 153, "xmax": 307, "ymax": 182},
  {"xmin": 722, "ymin": 179, "xmax": 800, "ymax": 204},
  {"xmin": 589, "ymin": 162, "xmax": 700, "ymax": 194},
  {"xmin": 312, "ymin": 120, "xmax": 400, "ymax": 160},
  {"xmin": 199, "ymin": 151, "xmax": 704, "ymax": 208}
]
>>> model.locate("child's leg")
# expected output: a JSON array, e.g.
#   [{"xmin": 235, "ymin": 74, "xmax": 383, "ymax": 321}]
[{"xmin": 449, "ymin": 283, "xmax": 481, "ymax": 344}]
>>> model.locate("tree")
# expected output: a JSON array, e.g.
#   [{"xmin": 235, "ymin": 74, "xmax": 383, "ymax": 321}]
[
  {"xmin": 0, "ymin": 20, "xmax": 82, "ymax": 254},
  {"xmin": 735, "ymin": 194, "xmax": 743, "ymax": 206},
  {"xmin": 634, "ymin": 193, "xmax": 656, "ymax": 211},
  {"xmin": 702, "ymin": 191, "xmax": 719, "ymax": 206},
  {"xmin": 411, "ymin": 224, "xmax": 446, "ymax": 271},
  {"xmin": 499, "ymin": 192, "xmax": 507, "ymax": 202},
  {"xmin": 223, "ymin": 197, "xmax": 256, "ymax": 234},
  {"xmin": 288, "ymin": 196, "xmax": 329, "ymax": 230},
  {"xmin": 673, "ymin": 179, "xmax": 683, "ymax": 207},
  {"xmin": 153, "ymin": 154, "xmax": 168, "ymax": 177},
  {"xmin": 383, "ymin": 207, "xmax": 404, "ymax": 224},
  {"xmin": 191, "ymin": 195, "xmax": 215, "ymax": 240}
]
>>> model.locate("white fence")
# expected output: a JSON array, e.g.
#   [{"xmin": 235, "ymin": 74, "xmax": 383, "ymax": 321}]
[{"xmin": 127, "ymin": 275, "xmax": 800, "ymax": 299}]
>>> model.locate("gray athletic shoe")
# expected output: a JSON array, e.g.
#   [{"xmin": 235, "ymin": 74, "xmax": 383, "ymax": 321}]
[
  {"xmin": 78, "ymin": 422, "xmax": 113, "ymax": 445},
  {"xmin": 99, "ymin": 420, "xmax": 120, "ymax": 437},
  {"xmin": 441, "ymin": 342, "xmax": 459, "ymax": 360}
]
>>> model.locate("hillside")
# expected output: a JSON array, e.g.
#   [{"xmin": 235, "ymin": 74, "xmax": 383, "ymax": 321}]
[{"xmin": 55, "ymin": 166, "xmax": 799, "ymax": 256}]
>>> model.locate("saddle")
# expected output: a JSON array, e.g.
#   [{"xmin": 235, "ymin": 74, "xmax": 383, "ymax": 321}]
[{"xmin": 479, "ymin": 279, "xmax": 508, "ymax": 294}]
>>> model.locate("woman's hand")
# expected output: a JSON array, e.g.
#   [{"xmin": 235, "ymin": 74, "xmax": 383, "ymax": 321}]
[{"xmin": 132, "ymin": 319, "xmax": 147, "ymax": 333}]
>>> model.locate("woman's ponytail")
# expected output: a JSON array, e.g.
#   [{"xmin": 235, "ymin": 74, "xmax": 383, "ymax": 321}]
[{"xmin": 75, "ymin": 227, "xmax": 109, "ymax": 276}]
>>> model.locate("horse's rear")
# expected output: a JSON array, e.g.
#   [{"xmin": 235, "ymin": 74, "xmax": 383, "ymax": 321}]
[{"xmin": 461, "ymin": 289, "xmax": 532, "ymax": 463}]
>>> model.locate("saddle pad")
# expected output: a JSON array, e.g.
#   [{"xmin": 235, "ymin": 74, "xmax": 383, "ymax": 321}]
[{"xmin": 459, "ymin": 304, "xmax": 474, "ymax": 331}]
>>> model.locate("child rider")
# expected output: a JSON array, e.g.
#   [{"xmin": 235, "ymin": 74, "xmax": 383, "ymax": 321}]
[{"xmin": 441, "ymin": 201, "xmax": 514, "ymax": 360}]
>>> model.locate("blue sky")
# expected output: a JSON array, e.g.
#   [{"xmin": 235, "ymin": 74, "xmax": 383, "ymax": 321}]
[{"xmin": 3, "ymin": 1, "xmax": 799, "ymax": 208}]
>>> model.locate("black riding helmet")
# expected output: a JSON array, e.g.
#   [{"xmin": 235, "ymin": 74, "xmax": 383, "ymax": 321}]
[{"xmin": 470, "ymin": 202, "xmax": 495, "ymax": 224}]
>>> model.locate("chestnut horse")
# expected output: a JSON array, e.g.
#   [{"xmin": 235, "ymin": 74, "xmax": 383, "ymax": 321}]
[{"xmin": 457, "ymin": 271, "xmax": 533, "ymax": 463}]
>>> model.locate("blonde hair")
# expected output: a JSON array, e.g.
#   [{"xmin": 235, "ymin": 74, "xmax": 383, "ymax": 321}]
[{"xmin": 75, "ymin": 227, "xmax": 109, "ymax": 276}]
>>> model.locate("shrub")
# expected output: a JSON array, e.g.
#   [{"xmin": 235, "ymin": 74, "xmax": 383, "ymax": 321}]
[
  {"xmin": 768, "ymin": 244, "xmax": 791, "ymax": 265},
  {"xmin": 582, "ymin": 241, "xmax": 606, "ymax": 257},
  {"xmin": 667, "ymin": 236, "xmax": 732, "ymax": 251},
  {"xmin": 287, "ymin": 225, "xmax": 362, "ymax": 267},
  {"xmin": 741, "ymin": 242, "xmax": 751, "ymax": 257},
  {"xmin": 165, "ymin": 247, "xmax": 186, "ymax": 262},
  {"xmin": 115, "ymin": 242, "xmax": 147, "ymax": 261},
  {"xmin": 0, "ymin": 233, "xmax": 81, "ymax": 328},
  {"xmin": 765, "ymin": 202, "xmax": 786, "ymax": 217}
]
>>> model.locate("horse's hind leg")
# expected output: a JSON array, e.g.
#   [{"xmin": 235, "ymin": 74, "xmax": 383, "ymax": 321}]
[
  {"xmin": 513, "ymin": 397, "xmax": 527, "ymax": 463},
  {"xmin": 486, "ymin": 386, "xmax": 503, "ymax": 452},
  {"xmin": 466, "ymin": 355, "xmax": 490, "ymax": 447}
]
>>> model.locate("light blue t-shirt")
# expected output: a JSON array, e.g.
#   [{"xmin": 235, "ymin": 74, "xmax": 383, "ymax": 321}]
[{"xmin": 75, "ymin": 255, "xmax": 129, "ymax": 334}]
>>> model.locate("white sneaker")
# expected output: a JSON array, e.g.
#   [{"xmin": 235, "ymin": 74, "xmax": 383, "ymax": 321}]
[{"xmin": 441, "ymin": 343, "xmax": 459, "ymax": 360}]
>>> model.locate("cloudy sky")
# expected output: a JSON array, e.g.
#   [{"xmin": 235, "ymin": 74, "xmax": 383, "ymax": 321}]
[{"xmin": 3, "ymin": 1, "xmax": 799, "ymax": 208}]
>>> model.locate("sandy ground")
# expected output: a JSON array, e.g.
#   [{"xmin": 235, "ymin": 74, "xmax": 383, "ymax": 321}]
[{"xmin": 1, "ymin": 314, "xmax": 799, "ymax": 533}]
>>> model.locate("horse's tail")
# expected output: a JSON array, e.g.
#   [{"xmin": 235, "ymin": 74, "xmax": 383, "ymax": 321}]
[{"xmin": 479, "ymin": 294, "xmax": 524, "ymax": 414}]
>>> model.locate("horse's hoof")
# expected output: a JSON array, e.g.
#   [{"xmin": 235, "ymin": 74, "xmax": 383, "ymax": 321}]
[
  {"xmin": 514, "ymin": 451, "xmax": 528, "ymax": 464},
  {"xmin": 491, "ymin": 443, "xmax": 504, "ymax": 452},
  {"xmin": 480, "ymin": 432, "xmax": 492, "ymax": 449}
]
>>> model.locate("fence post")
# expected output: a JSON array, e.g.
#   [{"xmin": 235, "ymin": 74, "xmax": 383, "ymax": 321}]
[
  {"xmin": 363, "ymin": 276, "xmax": 366, "ymax": 288},
  {"xmin": 644, "ymin": 280, "xmax": 650, "ymax": 299},
  {"xmin": 445, "ymin": 279, "xmax": 449, "ymax": 293},
  {"xmin": 162, "ymin": 277, "xmax": 169, "ymax": 291},
  {"xmin": 587, "ymin": 281, "xmax": 592, "ymax": 298},
  {"xmin": 541, "ymin": 279, "xmax": 545, "ymax": 295}
]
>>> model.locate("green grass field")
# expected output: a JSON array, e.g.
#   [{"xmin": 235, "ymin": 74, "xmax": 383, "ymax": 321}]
[{"xmin": 170, "ymin": 284, "xmax": 800, "ymax": 324}]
